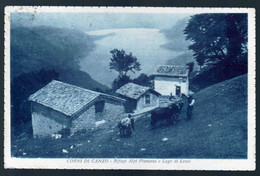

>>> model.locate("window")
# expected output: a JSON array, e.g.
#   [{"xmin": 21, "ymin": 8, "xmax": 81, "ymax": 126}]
[
  {"xmin": 95, "ymin": 101, "xmax": 105, "ymax": 114},
  {"xmin": 145, "ymin": 94, "xmax": 150, "ymax": 104}
]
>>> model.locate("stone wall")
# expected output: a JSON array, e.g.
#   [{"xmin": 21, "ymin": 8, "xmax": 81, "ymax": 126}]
[
  {"xmin": 31, "ymin": 98, "xmax": 125, "ymax": 137},
  {"xmin": 70, "ymin": 105, "xmax": 96, "ymax": 135},
  {"xmin": 31, "ymin": 103, "xmax": 69, "ymax": 138},
  {"xmin": 102, "ymin": 99, "xmax": 125, "ymax": 127},
  {"xmin": 119, "ymin": 96, "xmax": 137, "ymax": 113},
  {"xmin": 70, "ymin": 98, "xmax": 125, "ymax": 135}
]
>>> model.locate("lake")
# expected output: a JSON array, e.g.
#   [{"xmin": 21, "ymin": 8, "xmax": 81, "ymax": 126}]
[{"xmin": 80, "ymin": 28, "xmax": 182, "ymax": 87}]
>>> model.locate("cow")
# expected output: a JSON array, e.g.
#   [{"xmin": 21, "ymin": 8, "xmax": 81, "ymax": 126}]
[{"xmin": 150, "ymin": 101, "xmax": 183, "ymax": 129}]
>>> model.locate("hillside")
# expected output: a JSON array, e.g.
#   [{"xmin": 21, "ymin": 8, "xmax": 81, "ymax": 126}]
[
  {"xmin": 10, "ymin": 26, "xmax": 109, "ymax": 138},
  {"xmin": 165, "ymin": 51, "xmax": 199, "ymax": 70},
  {"xmin": 160, "ymin": 18, "xmax": 197, "ymax": 69},
  {"xmin": 58, "ymin": 69, "xmax": 108, "ymax": 92},
  {"xmin": 160, "ymin": 17, "xmax": 190, "ymax": 52},
  {"xmin": 11, "ymin": 26, "xmax": 95, "ymax": 79},
  {"xmin": 11, "ymin": 26, "xmax": 108, "ymax": 91},
  {"xmin": 12, "ymin": 74, "xmax": 247, "ymax": 158}
]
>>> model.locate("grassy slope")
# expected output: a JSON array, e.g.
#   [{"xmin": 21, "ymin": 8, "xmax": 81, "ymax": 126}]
[{"xmin": 12, "ymin": 74, "xmax": 247, "ymax": 158}]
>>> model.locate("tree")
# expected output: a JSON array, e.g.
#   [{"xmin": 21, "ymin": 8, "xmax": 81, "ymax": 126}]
[
  {"xmin": 109, "ymin": 49, "xmax": 141, "ymax": 78},
  {"xmin": 132, "ymin": 73, "xmax": 153, "ymax": 88},
  {"xmin": 184, "ymin": 14, "xmax": 247, "ymax": 74},
  {"xmin": 186, "ymin": 62, "xmax": 194, "ymax": 74}
]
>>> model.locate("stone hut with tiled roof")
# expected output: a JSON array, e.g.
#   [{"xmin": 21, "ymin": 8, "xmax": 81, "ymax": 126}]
[
  {"xmin": 153, "ymin": 65, "xmax": 189, "ymax": 96},
  {"xmin": 29, "ymin": 80, "xmax": 125, "ymax": 138},
  {"xmin": 116, "ymin": 83, "xmax": 161, "ymax": 113}
]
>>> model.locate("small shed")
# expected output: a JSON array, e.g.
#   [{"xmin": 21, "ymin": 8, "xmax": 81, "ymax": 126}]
[
  {"xmin": 28, "ymin": 80, "xmax": 125, "ymax": 138},
  {"xmin": 116, "ymin": 83, "xmax": 161, "ymax": 113},
  {"xmin": 153, "ymin": 65, "xmax": 189, "ymax": 96}
]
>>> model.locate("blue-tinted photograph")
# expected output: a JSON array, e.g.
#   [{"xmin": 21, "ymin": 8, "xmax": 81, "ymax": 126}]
[{"xmin": 10, "ymin": 12, "xmax": 248, "ymax": 159}]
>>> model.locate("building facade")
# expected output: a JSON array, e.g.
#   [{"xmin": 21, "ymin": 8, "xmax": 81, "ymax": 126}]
[
  {"xmin": 29, "ymin": 80, "xmax": 125, "ymax": 138},
  {"xmin": 116, "ymin": 83, "xmax": 161, "ymax": 113},
  {"xmin": 153, "ymin": 65, "xmax": 189, "ymax": 96}
]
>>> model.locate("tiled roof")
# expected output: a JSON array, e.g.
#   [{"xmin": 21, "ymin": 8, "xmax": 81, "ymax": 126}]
[
  {"xmin": 29, "ymin": 80, "xmax": 124, "ymax": 116},
  {"xmin": 153, "ymin": 65, "xmax": 189, "ymax": 77},
  {"xmin": 116, "ymin": 83, "xmax": 158, "ymax": 99}
]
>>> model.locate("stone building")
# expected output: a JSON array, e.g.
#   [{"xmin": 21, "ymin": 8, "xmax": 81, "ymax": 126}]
[
  {"xmin": 116, "ymin": 83, "xmax": 161, "ymax": 113},
  {"xmin": 28, "ymin": 80, "xmax": 125, "ymax": 138},
  {"xmin": 153, "ymin": 65, "xmax": 189, "ymax": 96}
]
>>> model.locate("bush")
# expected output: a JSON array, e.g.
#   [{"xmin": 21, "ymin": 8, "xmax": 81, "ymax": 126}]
[
  {"xmin": 112, "ymin": 75, "xmax": 131, "ymax": 90},
  {"xmin": 132, "ymin": 73, "xmax": 153, "ymax": 88}
]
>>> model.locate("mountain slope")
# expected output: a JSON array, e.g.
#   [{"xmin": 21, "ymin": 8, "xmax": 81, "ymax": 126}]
[
  {"xmin": 160, "ymin": 17, "xmax": 190, "ymax": 52},
  {"xmin": 58, "ymin": 69, "xmax": 108, "ymax": 92},
  {"xmin": 186, "ymin": 74, "xmax": 248, "ymax": 158},
  {"xmin": 11, "ymin": 26, "xmax": 95, "ymax": 79},
  {"xmin": 12, "ymin": 74, "xmax": 248, "ymax": 158},
  {"xmin": 11, "ymin": 26, "xmax": 108, "ymax": 92}
]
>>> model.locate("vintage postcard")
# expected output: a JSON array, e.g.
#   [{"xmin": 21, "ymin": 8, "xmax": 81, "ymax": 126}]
[{"xmin": 4, "ymin": 6, "xmax": 255, "ymax": 170}]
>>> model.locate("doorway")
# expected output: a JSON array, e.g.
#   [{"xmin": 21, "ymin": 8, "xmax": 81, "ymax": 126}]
[{"xmin": 176, "ymin": 86, "xmax": 181, "ymax": 96}]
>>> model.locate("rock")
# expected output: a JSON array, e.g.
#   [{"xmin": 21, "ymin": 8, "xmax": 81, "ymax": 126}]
[
  {"xmin": 95, "ymin": 120, "xmax": 106, "ymax": 127},
  {"xmin": 51, "ymin": 134, "xmax": 62, "ymax": 139},
  {"xmin": 162, "ymin": 138, "xmax": 168, "ymax": 141},
  {"xmin": 62, "ymin": 149, "xmax": 68, "ymax": 153}
]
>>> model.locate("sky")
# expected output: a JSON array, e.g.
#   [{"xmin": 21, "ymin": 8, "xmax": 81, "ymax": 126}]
[{"xmin": 11, "ymin": 12, "xmax": 192, "ymax": 31}]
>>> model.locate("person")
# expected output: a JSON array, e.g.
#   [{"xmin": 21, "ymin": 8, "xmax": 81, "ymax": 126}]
[
  {"xmin": 187, "ymin": 95, "xmax": 195, "ymax": 120},
  {"xmin": 118, "ymin": 114, "xmax": 134, "ymax": 137},
  {"xmin": 118, "ymin": 117, "xmax": 131, "ymax": 137},
  {"xmin": 169, "ymin": 92, "xmax": 173, "ymax": 100},
  {"xmin": 129, "ymin": 114, "xmax": 135, "ymax": 132}
]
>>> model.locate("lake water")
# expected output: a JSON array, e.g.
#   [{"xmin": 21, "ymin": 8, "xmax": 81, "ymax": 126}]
[{"xmin": 80, "ymin": 28, "xmax": 182, "ymax": 87}]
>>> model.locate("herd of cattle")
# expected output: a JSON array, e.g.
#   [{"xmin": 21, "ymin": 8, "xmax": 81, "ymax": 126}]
[{"xmin": 118, "ymin": 97, "xmax": 184, "ymax": 137}]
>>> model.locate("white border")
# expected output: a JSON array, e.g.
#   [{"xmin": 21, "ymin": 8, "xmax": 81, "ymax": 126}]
[{"xmin": 4, "ymin": 6, "xmax": 256, "ymax": 170}]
